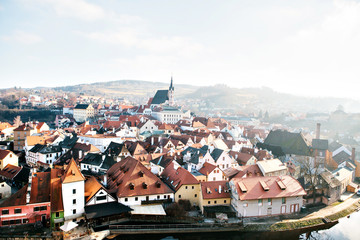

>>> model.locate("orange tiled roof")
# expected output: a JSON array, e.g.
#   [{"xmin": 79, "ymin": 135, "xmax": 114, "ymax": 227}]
[
  {"xmin": 85, "ymin": 176, "xmax": 104, "ymax": 203},
  {"xmin": 161, "ymin": 163, "xmax": 199, "ymax": 191},
  {"xmin": 199, "ymin": 162, "xmax": 217, "ymax": 176},
  {"xmin": 61, "ymin": 159, "xmax": 85, "ymax": 183}
]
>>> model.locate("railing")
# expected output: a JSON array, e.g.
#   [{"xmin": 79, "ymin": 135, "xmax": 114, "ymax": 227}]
[{"xmin": 109, "ymin": 223, "xmax": 240, "ymax": 230}]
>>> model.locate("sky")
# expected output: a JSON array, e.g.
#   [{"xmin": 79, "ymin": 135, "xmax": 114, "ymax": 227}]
[{"xmin": 1, "ymin": 0, "xmax": 360, "ymax": 99}]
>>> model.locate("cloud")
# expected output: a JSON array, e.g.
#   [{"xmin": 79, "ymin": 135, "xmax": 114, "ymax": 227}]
[
  {"xmin": 42, "ymin": 0, "xmax": 105, "ymax": 21},
  {"xmin": 76, "ymin": 29, "xmax": 204, "ymax": 57},
  {"xmin": 1, "ymin": 30, "xmax": 43, "ymax": 44}
]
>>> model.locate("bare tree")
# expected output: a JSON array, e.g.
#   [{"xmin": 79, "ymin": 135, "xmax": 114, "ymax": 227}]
[
  {"xmin": 299, "ymin": 156, "xmax": 323, "ymax": 205},
  {"xmin": 13, "ymin": 115, "xmax": 23, "ymax": 128}
]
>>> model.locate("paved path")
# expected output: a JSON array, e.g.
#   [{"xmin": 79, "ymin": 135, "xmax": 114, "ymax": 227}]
[{"xmin": 300, "ymin": 194, "xmax": 360, "ymax": 220}]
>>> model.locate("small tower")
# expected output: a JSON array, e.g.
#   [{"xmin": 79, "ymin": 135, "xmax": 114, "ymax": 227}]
[
  {"xmin": 61, "ymin": 159, "xmax": 85, "ymax": 222},
  {"xmin": 168, "ymin": 76, "xmax": 175, "ymax": 106}
]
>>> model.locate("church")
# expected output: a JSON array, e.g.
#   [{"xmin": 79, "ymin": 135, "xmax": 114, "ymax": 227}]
[{"xmin": 150, "ymin": 77, "xmax": 175, "ymax": 109}]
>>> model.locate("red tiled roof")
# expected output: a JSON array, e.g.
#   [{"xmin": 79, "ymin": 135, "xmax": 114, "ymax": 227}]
[
  {"xmin": 30, "ymin": 171, "xmax": 51, "ymax": 204},
  {"xmin": 200, "ymin": 181, "xmax": 230, "ymax": 199},
  {"xmin": 61, "ymin": 159, "xmax": 85, "ymax": 183},
  {"xmin": 50, "ymin": 168, "xmax": 64, "ymax": 212},
  {"xmin": 199, "ymin": 162, "xmax": 217, "ymax": 176},
  {"xmin": 0, "ymin": 149, "xmax": 11, "ymax": 160},
  {"xmin": 233, "ymin": 165, "xmax": 262, "ymax": 178},
  {"xmin": 232, "ymin": 175, "xmax": 306, "ymax": 200},
  {"xmin": 161, "ymin": 163, "xmax": 199, "ymax": 191},
  {"xmin": 0, "ymin": 164, "xmax": 21, "ymax": 179},
  {"xmin": 107, "ymin": 157, "xmax": 173, "ymax": 198}
]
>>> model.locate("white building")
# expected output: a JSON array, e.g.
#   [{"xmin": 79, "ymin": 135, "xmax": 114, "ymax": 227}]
[
  {"xmin": 152, "ymin": 106, "xmax": 188, "ymax": 124},
  {"xmin": 61, "ymin": 159, "xmax": 85, "ymax": 222},
  {"xmin": 229, "ymin": 175, "xmax": 306, "ymax": 217},
  {"xmin": 73, "ymin": 104, "xmax": 95, "ymax": 122}
]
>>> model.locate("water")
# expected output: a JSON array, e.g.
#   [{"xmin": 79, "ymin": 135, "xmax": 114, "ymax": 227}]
[{"xmin": 112, "ymin": 211, "xmax": 360, "ymax": 240}]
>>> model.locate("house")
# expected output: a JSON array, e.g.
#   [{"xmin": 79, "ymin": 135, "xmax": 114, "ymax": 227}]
[
  {"xmin": 84, "ymin": 176, "xmax": 116, "ymax": 206},
  {"xmin": 198, "ymin": 162, "xmax": 227, "ymax": 182},
  {"xmin": 35, "ymin": 122, "xmax": 50, "ymax": 133},
  {"xmin": 150, "ymin": 154, "xmax": 179, "ymax": 175},
  {"xmin": 78, "ymin": 134, "xmax": 122, "ymax": 152},
  {"xmin": 152, "ymin": 106, "xmax": 186, "ymax": 124},
  {"xmin": 209, "ymin": 148, "xmax": 238, "ymax": 171},
  {"xmin": 0, "ymin": 164, "xmax": 30, "ymax": 189},
  {"xmin": 229, "ymin": 151, "xmax": 257, "ymax": 166},
  {"xmin": 80, "ymin": 153, "xmax": 116, "ymax": 173},
  {"xmin": 73, "ymin": 104, "xmax": 95, "ymax": 122},
  {"xmin": 13, "ymin": 124, "xmax": 36, "ymax": 151},
  {"xmin": 199, "ymin": 181, "xmax": 231, "ymax": 215},
  {"xmin": 0, "ymin": 149, "xmax": 18, "ymax": 170},
  {"xmin": 104, "ymin": 142, "xmax": 131, "ymax": 162},
  {"xmin": 0, "ymin": 171, "xmax": 51, "ymax": 227},
  {"xmin": 106, "ymin": 157, "xmax": 174, "ymax": 206},
  {"xmin": 230, "ymin": 175, "xmax": 306, "ymax": 217},
  {"xmin": 137, "ymin": 120, "xmax": 158, "ymax": 134},
  {"xmin": 318, "ymin": 170, "xmax": 341, "ymax": 205},
  {"xmin": 50, "ymin": 168, "xmax": 64, "ymax": 230},
  {"xmin": 256, "ymin": 159, "xmax": 288, "ymax": 177},
  {"xmin": 61, "ymin": 159, "xmax": 85, "ymax": 223},
  {"xmin": 332, "ymin": 167, "xmax": 354, "ymax": 194},
  {"xmin": 26, "ymin": 144, "xmax": 62, "ymax": 167},
  {"xmin": 0, "ymin": 180, "xmax": 11, "ymax": 199},
  {"xmin": 161, "ymin": 163, "xmax": 200, "ymax": 206}
]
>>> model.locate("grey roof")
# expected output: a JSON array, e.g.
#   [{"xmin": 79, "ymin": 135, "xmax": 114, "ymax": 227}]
[
  {"xmin": 150, "ymin": 155, "xmax": 173, "ymax": 168},
  {"xmin": 210, "ymin": 148, "xmax": 224, "ymax": 161},
  {"xmin": 332, "ymin": 151, "xmax": 351, "ymax": 165},
  {"xmin": 263, "ymin": 130, "xmax": 311, "ymax": 156},
  {"xmin": 82, "ymin": 153, "xmax": 116, "ymax": 170},
  {"xmin": 312, "ymin": 139, "xmax": 328, "ymax": 150},
  {"xmin": 320, "ymin": 170, "xmax": 341, "ymax": 188},
  {"xmin": 329, "ymin": 141, "xmax": 343, "ymax": 152},
  {"xmin": 74, "ymin": 104, "xmax": 90, "ymax": 109},
  {"xmin": 60, "ymin": 135, "xmax": 78, "ymax": 149},
  {"xmin": 29, "ymin": 144, "xmax": 62, "ymax": 154},
  {"xmin": 85, "ymin": 202, "xmax": 132, "ymax": 219},
  {"xmin": 151, "ymin": 90, "xmax": 169, "ymax": 105},
  {"xmin": 182, "ymin": 147, "xmax": 207, "ymax": 156},
  {"xmin": 104, "ymin": 142, "xmax": 127, "ymax": 157}
]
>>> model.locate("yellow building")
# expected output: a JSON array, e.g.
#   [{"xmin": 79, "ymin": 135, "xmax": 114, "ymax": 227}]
[
  {"xmin": 199, "ymin": 181, "xmax": 231, "ymax": 213},
  {"xmin": 161, "ymin": 164, "xmax": 201, "ymax": 206},
  {"xmin": 73, "ymin": 104, "xmax": 95, "ymax": 122},
  {"xmin": 0, "ymin": 150, "xmax": 18, "ymax": 170},
  {"xmin": 13, "ymin": 125, "xmax": 36, "ymax": 151}
]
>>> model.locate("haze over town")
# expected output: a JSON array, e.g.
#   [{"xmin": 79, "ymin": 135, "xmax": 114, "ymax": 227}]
[{"xmin": 2, "ymin": 0, "xmax": 360, "ymax": 99}]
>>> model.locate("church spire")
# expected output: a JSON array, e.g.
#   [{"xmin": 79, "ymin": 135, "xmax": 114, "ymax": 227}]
[{"xmin": 169, "ymin": 76, "xmax": 174, "ymax": 91}]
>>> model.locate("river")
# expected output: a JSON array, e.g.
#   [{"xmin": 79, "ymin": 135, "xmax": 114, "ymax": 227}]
[{"xmin": 113, "ymin": 211, "xmax": 360, "ymax": 240}]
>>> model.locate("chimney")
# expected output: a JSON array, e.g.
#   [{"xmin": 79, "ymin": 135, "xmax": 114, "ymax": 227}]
[
  {"xmin": 102, "ymin": 155, "xmax": 106, "ymax": 160},
  {"xmin": 79, "ymin": 150, "xmax": 82, "ymax": 159},
  {"xmin": 103, "ymin": 175, "xmax": 107, "ymax": 187},
  {"xmin": 352, "ymin": 148, "xmax": 356, "ymax": 162},
  {"xmin": 151, "ymin": 137, "xmax": 154, "ymax": 145},
  {"xmin": 316, "ymin": 123, "xmax": 321, "ymax": 139},
  {"xmin": 219, "ymin": 185, "xmax": 222, "ymax": 193}
]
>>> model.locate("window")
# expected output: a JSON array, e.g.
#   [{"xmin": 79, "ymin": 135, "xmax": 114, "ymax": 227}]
[
  {"xmin": 73, "ymin": 209, "xmax": 76, "ymax": 214},
  {"xmin": 34, "ymin": 207, "xmax": 40, "ymax": 212},
  {"xmin": 157, "ymin": 195, "xmax": 160, "ymax": 199},
  {"xmin": 268, "ymin": 198, "xmax": 272, "ymax": 205},
  {"xmin": 73, "ymin": 189, "xmax": 76, "ymax": 194},
  {"xmin": 194, "ymin": 194, "xmax": 197, "ymax": 197},
  {"xmin": 224, "ymin": 200, "xmax": 227, "ymax": 203},
  {"xmin": 282, "ymin": 197, "xmax": 286, "ymax": 204},
  {"xmin": 55, "ymin": 212, "xmax": 60, "ymax": 218},
  {"xmin": 22, "ymin": 219, "xmax": 29, "ymax": 224},
  {"xmin": 125, "ymin": 198, "xmax": 128, "ymax": 202},
  {"xmin": 2, "ymin": 220, "xmax": 9, "ymax": 225},
  {"xmin": 40, "ymin": 206, "xmax": 47, "ymax": 211},
  {"xmin": 185, "ymin": 186, "xmax": 188, "ymax": 189},
  {"xmin": 208, "ymin": 201, "xmax": 211, "ymax": 204},
  {"xmin": 192, "ymin": 186, "xmax": 194, "ymax": 189},
  {"xmin": 258, "ymin": 199, "xmax": 263, "ymax": 205},
  {"xmin": 96, "ymin": 195, "xmax": 106, "ymax": 201},
  {"xmin": 178, "ymin": 195, "xmax": 182, "ymax": 199},
  {"xmin": 14, "ymin": 208, "xmax": 22, "ymax": 214},
  {"xmin": 73, "ymin": 199, "xmax": 76, "ymax": 204},
  {"xmin": 135, "ymin": 197, "xmax": 138, "ymax": 201},
  {"xmin": 1, "ymin": 209, "xmax": 9, "ymax": 215}
]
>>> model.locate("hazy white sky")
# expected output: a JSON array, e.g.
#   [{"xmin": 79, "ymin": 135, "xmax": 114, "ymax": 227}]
[{"xmin": 1, "ymin": 0, "xmax": 360, "ymax": 99}]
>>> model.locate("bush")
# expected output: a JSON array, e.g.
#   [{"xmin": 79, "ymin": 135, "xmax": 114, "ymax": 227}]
[
  {"xmin": 178, "ymin": 200, "xmax": 191, "ymax": 211},
  {"xmin": 165, "ymin": 203, "xmax": 186, "ymax": 217}
]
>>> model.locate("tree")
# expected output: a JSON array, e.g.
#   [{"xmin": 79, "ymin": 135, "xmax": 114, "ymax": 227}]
[
  {"xmin": 299, "ymin": 155, "xmax": 323, "ymax": 205},
  {"xmin": 13, "ymin": 115, "xmax": 23, "ymax": 127}
]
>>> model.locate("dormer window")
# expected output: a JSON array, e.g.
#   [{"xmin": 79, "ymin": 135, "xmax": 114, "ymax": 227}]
[
  {"xmin": 142, "ymin": 182, "xmax": 148, "ymax": 189},
  {"xmin": 129, "ymin": 183, "xmax": 135, "ymax": 190},
  {"xmin": 139, "ymin": 171, "xmax": 144, "ymax": 177}
]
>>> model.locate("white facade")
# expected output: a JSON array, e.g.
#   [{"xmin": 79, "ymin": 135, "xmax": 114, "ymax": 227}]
[
  {"xmin": 73, "ymin": 105, "xmax": 95, "ymax": 122},
  {"xmin": 62, "ymin": 181, "xmax": 85, "ymax": 221},
  {"xmin": 152, "ymin": 108, "xmax": 185, "ymax": 124},
  {"xmin": 207, "ymin": 167, "xmax": 227, "ymax": 181},
  {"xmin": 86, "ymin": 189, "xmax": 116, "ymax": 206},
  {"xmin": 230, "ymin": 195, "xmax": 303, "ymax": 217},
  {"xmin": 118, "ymin": 193, "xmax": 174, "ymax": 206},
  {"xmin": 0, "ymin": 181, "xmax": 11, "ymax": 199},
  {"xmin": 78, "ymin": 135, "xmax": 123, "ymax": 152}
]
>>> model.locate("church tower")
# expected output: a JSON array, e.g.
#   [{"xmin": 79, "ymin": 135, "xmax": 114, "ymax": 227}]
[{"xmin": 168, "ymin": 76, "xmax": 175, "ymax": 106}]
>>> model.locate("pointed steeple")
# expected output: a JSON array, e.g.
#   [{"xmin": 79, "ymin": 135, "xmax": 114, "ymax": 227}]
[{"xmin": 169, "ymin": 76, "xmax": 174, "ymax": 91}]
